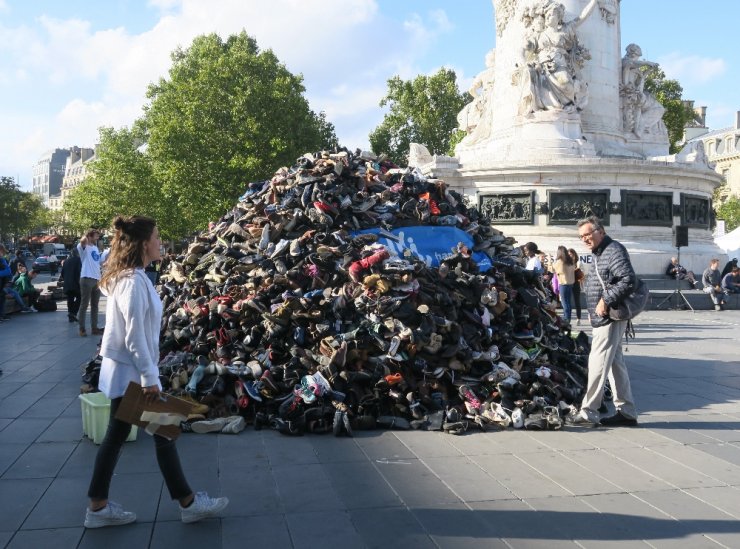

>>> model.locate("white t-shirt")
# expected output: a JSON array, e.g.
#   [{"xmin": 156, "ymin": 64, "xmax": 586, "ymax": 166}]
[
  {"xmin": 525, "ymin": 256, "xmax": 542, "ymax": 272},
  {"xmin": 77, "ymin": 242, "xmax": 102, "ymax": 280}
]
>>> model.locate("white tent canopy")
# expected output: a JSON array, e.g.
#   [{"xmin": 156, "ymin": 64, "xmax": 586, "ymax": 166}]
[{"xmin": 715, "ymin": 226, "xmax": 740, "ymax": 260}]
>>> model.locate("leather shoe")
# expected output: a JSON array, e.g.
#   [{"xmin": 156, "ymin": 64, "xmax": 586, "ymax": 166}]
[
  {"xmin": 599, "ymin": 410, "xmax": 638, "ymax": 427},
  {"xmin": 92, "ymin": 328, "xmax": 105, "ymax": 335}
]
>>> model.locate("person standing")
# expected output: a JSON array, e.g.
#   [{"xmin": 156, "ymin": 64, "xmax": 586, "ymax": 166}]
[
  {"xmin": 552, "ymin": 245, "xmax": 575, "ymax": 324},
  {"xmin": 568, "ymin": 248, "xmax": 584, "ymax": 325},
  {"xmin": 85, "ymin": 215, "xmax": 228, "ymax": 529},
  {"xmin": 702, "ymin": 258, "xmax": 726, "ymax": 310},
  {"xmin": 567, "ymin": 216, "xmax": 638, "ymax": 427},
  {"xmin": 61, "ymin": 248, "xmax": 82, "ymax": 322},
  {"xmin": 78, "ymin": 229, "xmax": 104, "ymax": 336}
]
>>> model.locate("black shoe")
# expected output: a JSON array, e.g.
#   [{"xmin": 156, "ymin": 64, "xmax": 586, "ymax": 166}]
[
  {"xmin": 565, "ymin": 414, "xmax": 597, "ymax": 428},
  {"xmin": 599, "ymin": 410, "xmax": 638, "ymax": 427},
  {"xmin": 68, "ymin": 315, "xmax": 78, "ymax": 323}
]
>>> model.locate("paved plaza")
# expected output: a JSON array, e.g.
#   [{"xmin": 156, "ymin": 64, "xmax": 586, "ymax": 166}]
[{"xmin": 1, "ymin": 301, "xmax": 740, "ymax": 548}]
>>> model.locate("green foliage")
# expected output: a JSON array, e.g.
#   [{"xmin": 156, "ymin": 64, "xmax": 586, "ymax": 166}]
[
  {"xmin": 64, "ymin": 125, "xmax": 179, "ymax": 236},
  {"xmin": 142, "ymin": 32, "xmax": 338, "ymax": 233},
  {"xmin": 643, "ymin": 67, "xmax": 695, "ymax": 154},
  {"xmin": 0, "ymin": 177, "xmax": 47, "ymax": 244},
  {"xmin": 369, "ymin": 69, "xmax": 468, "ymax": 164},
  {"xmin": 715, "ymin": 196, "xmax": 740, "ymax": 232},
  {"xmin": 63, "ymin": 32, "xmax": 337, "ymax": 239}
]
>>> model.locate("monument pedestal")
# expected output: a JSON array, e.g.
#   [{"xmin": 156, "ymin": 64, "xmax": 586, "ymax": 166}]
[{"xmin": 418, "ymin": 155, "xmax": 725, "ymax": 274}]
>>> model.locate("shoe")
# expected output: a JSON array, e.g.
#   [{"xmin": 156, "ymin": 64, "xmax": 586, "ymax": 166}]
[
  {"xmin": 84, "ymin": 501, "xmax": 137, "ymax": 528},
  {"xmin": 20, "ymin": 308, "xmax": 33, "ymax": 313},
  {"xmin": 68, "ymin": 315, "xmax": 78, "ymax": 323},
  {"xmin": 191, "ymin": 417, "xmax": 229, "ymax": 433},
  {"xmin": 220, "ymin": 416, "xmax": 246, "ymax": 434},
  {"xmin": 29, "ymin": 306, "xmax": 38, "ymax": 312},
  {"xmin": 599, "ymin": 410, "xmax": 638, "ymax": 427},
  {"xmin": 79, "ymin": 329, "xmax": 88, "ymax": 337},
  {"xmin": 180, "ymin": 491, "xmax": 229, "ymax": 523},
  {"xmin": 575, "ymin": 319, "xmax": 581, "ymax": 326},
  {"xmin": 565, "ymin": 413, "xmax": 597, "ymax": 428},
  {"xmin": 714, "ymin": 304, "xmax": 722, "ymax": 311},
  {"xmin": 92, "ymin": 328, "xmax": 105, "ymax": 335}
]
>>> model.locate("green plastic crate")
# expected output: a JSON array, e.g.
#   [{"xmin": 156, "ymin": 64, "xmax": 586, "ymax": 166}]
[{"xmin": 79, "ymin": 392, "xmax": 138, "ymax": 444}]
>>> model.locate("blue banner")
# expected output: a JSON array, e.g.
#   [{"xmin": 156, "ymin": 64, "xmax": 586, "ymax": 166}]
[{"xmin": 353, "ymin": 226, "xmax": 492, "ymax": 270}]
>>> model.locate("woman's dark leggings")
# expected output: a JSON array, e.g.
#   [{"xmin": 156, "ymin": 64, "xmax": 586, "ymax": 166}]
[
  {"xmin": 87, "ymin": 397, "xmax": 192, "ymax": 500},
  {"xmin": 572, "ymin": 281, "xmax": 582, "ymax": 320}
]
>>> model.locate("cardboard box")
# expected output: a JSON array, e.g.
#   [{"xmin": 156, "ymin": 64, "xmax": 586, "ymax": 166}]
[{"xmin": 115, "ymin": 381, "xmax": 196, "ymax": 440}]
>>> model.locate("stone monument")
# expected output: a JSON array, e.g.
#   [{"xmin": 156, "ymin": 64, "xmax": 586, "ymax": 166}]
[{"xmin": 416, "ymin": 0, "xmax": 724, "ymax": 273}]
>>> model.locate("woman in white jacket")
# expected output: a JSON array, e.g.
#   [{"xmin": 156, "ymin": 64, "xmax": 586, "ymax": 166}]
[{"xmin": 85, "ymin": 215, "xmax": 228, "ymax": 528}]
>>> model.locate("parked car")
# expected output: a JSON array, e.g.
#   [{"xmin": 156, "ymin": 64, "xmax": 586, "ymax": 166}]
[{"xmin": 32, "ymin": 255, "xmax": 59, "ymax": 273}]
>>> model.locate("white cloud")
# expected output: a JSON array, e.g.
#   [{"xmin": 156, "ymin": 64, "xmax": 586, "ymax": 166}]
[
  {"xmin": 0, "ymin": 0, "xmax": 465, "ymax": 181},
  {"xmin": 658, "ymin": 52, "xmax": 727, "ymax": 85}
]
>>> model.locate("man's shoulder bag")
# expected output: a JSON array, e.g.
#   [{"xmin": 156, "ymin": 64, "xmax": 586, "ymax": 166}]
[{"xmin": 593, "ymin": 256, "xmax": 649, "ymax": 321}]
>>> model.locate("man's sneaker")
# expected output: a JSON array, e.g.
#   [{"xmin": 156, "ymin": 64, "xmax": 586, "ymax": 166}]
[
  {"xmin": 599, "ymin": 410, "xmax": 638, "ymax": 427},
  {"xmin": 565, "ymin": 412, "xmax": 597, "ymax": 428},
  {"xmin": 84, "ymin": 501, "xmax": 137, "ymax": 528},
  {"xmin": 180, "ymin": 491, "xmax": 229, "ymax": 523},
  {"xmin": 191, "ymin": 417, "xmax": 229, "ymax": 433}
]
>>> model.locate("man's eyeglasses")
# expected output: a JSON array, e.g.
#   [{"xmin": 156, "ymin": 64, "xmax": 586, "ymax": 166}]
[{"xmin": 579, "ymin": 229, "xmax": 599, "ymax": 241}]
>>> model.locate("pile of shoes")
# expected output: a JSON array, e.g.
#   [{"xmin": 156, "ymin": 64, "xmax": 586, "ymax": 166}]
[{"xmin": 155, "ymin": 149, "xmax": 591, "ymax": 436}]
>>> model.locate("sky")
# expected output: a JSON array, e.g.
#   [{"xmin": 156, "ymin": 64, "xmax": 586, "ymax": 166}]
[{"xmin": 0, "ymin": 0, "xmax": 737, "ymax": 191}]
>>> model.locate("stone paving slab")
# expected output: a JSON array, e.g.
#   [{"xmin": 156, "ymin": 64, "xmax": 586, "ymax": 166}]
[{"xmin": 1, "ymin": 306, "xmax": 740, "ymax": 548}]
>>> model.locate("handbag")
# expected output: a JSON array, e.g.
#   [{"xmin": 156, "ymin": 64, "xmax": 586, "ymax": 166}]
[
  {"xmin": 593, "ymin": 256, "xmax": 649, "ymax": 321},
  {"xmin": 574, "ymin": 267, "xmax": 584, "ymax": 282}
]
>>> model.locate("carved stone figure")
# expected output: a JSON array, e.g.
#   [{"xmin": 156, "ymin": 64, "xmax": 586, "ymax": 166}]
[
  {"xmin": 457, "ymin": 49, "xmax": 496, "ymax": 145},
  {"xmin": 598, "ymin": 0, "xmax": 617, "ymax": 24},
  {"xmin": 407, "ymin": 143, "xmax": 434, "ymax": 168},
  {"xmin": 513, "ymin": 0, "xmax": 598, "ymax": 116},
  {"xmin": 620, "ymin": 43, "xmax": 665, "ymax": 138},
  {"xmin": 493, "ymin": 0, "xmax": 518, "ymax": 36},
  {"xmin": 675, "ymin": 140, "xmax": 709, "ymax": 166}
]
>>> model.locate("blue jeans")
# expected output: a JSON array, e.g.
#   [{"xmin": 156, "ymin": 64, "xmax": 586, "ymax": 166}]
[
  {"xmin": 3, "ymin": 287, "xmax": 27, "ymax": 310},
  {"xmin": 560, "ymin": 284, "xmax": 573, "ymax": 322}
]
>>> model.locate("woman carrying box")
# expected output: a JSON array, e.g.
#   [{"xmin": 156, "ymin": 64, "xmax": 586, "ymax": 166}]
[{"xmin": 85, "ymin": 215, "xmax": 228, "ymax": 528}]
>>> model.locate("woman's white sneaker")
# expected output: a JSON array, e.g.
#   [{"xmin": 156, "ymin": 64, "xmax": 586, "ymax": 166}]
[
  {"xmin": 180, "ymin": 492, "xmax": 229, "ymax": 523},
  {"xmin": 84, "ymin": 501, "xmax": 136, "ymax": 528}
]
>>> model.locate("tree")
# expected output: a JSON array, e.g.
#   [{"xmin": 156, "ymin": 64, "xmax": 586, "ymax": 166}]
[
  {"xmin": 142, "ymin": 32, "xmax": 338, "ymax": 233},
  {"xmin": 643, "ymin": 67, "xmax": 695, "ymax": 154},
  {"xmin": 715, "ymin": 196, "xmax": 740, "ymax": 232},
  {"xmin": 369, "ymin": 69, "xmax": 468, "ymax": 164},
  {"xmin": 63, "ymin": 125, "xmax": 182, "ymax": 237},
  {"xmin": 0, "ymin": 177, "xmax": 47, "ymax": 245}
]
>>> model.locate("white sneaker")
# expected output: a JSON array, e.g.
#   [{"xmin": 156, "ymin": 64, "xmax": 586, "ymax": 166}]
[
  {"xmin": 191, "ymin": 417, "xmax": 229, "ymax": 434},
  {"xmin": 84, "ymin": 501, "xmax": 137, "ymax": 528},
  {"xmin": 180, "ymin": 492, "xmax": 229, "ymax": 523}
]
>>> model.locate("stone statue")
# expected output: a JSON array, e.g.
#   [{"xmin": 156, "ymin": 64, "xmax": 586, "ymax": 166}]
[
  {"xmin": 408, "ymin": 143, "xmax": 434, "ymax": 168},
  {"xmin": 493, "ymin": 0, "xmax": 517, "ymax": 36},
  {"xmin": 598, "ymin": 0, "xmax": 617, "ymax": 24},
  {"xmin": 457, "ymin": 49, "xmax": 496, "ymax": 145},
  {"xmin": 620, "ymin": 43, "xmax": 665, "ymax": 138},
  {"xmin": 513, "ymin": 0, "xmax": 598, "ymax": 116}
]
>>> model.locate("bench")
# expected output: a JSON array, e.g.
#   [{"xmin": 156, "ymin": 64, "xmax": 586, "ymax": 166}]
[{"xmin": 641, "ymin": 276, "xmax": 739, "ymax": 310}]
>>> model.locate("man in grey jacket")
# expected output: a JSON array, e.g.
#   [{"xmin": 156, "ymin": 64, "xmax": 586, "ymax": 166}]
[{"xmin": 567, "ymin": 216, "xmax": 638, "ymax": 427}]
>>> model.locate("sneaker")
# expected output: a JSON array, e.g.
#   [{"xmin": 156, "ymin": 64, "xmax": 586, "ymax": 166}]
[
  {"xmin": 599, "ymin": 410, "xmax": 638, "ymax": 427},
  {"xmin": 191, "ymin": 417, "xmax": 229, "ymax": 434},
  {"xmin": 20, "ymin": 308, "xmax": 33, "ymax": 313},
  {"xmin": 29, "ymin": 306, "xmax": 38, "ymax": 312},
  {"xmin": 220, "ymin": 416, "xmax": 246, "ymax": 434},
  {"xmin": 84, "ymin": 501, "xmax": 137, "ymax": 528},
  {"xmin": 180, "ymin": 491, "xmax": 229, "ymax": 524},
  {"xmin": 565, "ymin": 412, "xmax": 597, "ymax": 428}
]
